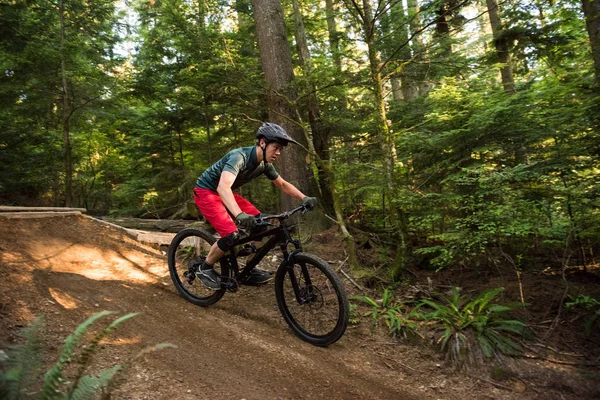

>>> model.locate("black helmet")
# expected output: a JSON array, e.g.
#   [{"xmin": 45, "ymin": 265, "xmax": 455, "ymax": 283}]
[{"xmin": 256, "ymin": 122, "xmax": 299, "ymax": 146}]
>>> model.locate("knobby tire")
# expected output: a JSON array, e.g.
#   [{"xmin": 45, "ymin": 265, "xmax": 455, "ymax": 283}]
[
  {"xmin": 274, "ymin": 252, "xmax": 349, "ymax": 346},
  {"xmin": 168, "ymin": 228, "xmax": 225, "ymax": 307}
]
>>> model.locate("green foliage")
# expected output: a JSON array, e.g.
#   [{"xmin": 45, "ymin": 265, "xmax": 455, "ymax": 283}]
[
  {"xmin": 0, "ymin": 312, "xmax": 175, "ymax": 400},
  {"xmin": 419, "ymin": 288, "xmax": 525, "ymax": 368},
  {"xmin": 0, "ymin": 317, "xmax": 44, "ymax": 400},
  {"xmin": 348, "ymin": 303, "xmax": 360, "ymax": 325},
  {"xmin": 352, "ymin": 288, "xmax": 423, "ymax": 339},
  {"xmin": 1, "ymin": 0, "xmax": 598, "ymax": 285},
  {"xmin": 565, "ymin": 294, "xmax": 600, "ymax": 336}
]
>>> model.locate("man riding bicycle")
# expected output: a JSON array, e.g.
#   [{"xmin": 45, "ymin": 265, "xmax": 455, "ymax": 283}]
[{"xmin": 193, "ymin": 122, "xmax": 317, "ymax": 290}]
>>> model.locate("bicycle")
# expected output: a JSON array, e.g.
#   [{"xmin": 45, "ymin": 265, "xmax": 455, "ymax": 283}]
[{"xmin": 167, "ymin": 205, "xmax": 350, "ymax": 346}]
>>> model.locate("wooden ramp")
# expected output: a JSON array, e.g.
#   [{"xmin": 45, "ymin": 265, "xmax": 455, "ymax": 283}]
[{"xmin": 0, "ymin": 206, "xmax": 180, "ymax": 246}]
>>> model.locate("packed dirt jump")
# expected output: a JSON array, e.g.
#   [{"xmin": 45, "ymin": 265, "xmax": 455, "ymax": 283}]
[{"xmin": 0, "ymin": 213, "xmax": 598, "ymax": 399}]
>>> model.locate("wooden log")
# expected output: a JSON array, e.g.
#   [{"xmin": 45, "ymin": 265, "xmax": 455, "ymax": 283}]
[
  {"xmin": 0, "ymin": 206, "xmax": 87, "ymax": 213},
  {"xmin": 0, "ymin": 211, "xmax": 83, "ymax": 219},
  {"xmin": 99, "ymin": 217, "xmax": 211, "ymax": 233}
]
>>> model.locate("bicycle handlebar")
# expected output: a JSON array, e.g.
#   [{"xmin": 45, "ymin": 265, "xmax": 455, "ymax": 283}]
[{"xmin": 256, "ymin": 204, "xmax": 312, "ymax": 225}]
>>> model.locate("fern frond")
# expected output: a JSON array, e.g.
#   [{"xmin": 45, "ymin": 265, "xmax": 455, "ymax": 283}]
[
  {"xmin": 41, "ymin": 311, "xmax": 115, "ymax": 399},
  {"xmin": 0, "ymin": 316, "xmax": 44, "ymax": 400},
  {"xmin": 101, "ymin": 343, "xmax": 176, "ymax": 399},
  {"xmin": 67, "ymin": 313, "xmax": 139, "ymax": 399},
  {"xmin": 70, "ymin": 366, "xmax": 122, "ymax": 400}
]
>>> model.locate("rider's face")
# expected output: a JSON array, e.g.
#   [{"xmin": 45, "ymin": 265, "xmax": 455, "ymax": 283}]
[{"xmin": 265, "ymin": 142, "xmax": 283, "ymax": 163}]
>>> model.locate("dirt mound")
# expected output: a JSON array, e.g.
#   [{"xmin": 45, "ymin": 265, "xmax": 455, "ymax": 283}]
[{"xmin": 0, "ymin": 215, "xmax": 597, "ymax": 399}]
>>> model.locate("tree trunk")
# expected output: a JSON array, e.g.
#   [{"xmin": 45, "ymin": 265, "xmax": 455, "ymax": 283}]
[
  {"xmin": 291, "ymin": 0, "xmax": 358, "ymax": 267},
  {"xmin": 235, "ymin": 0, "xmax": 255, "ymax": 56},
  {"xmin": 325, "ymin": 0, "xmax": 348, "ymax": 111},
  {"xmin": 435, "ymin": 1, "xmax": 452, "ymax": 56},
  {"xmin": 361, "ymin": 0, "xmax": 411, "ymax": 277},
  {"xmin": 406, "ymin": 0, "xmax": 430, "ymax": 96},
  {"xmin": 391, "ymin": 77, "xmax": 403, "ymax": 101},
  {"xmin": 291, "ymin": 0, "xmax": 335, "ymax": 217},
  {"xmin": 251, "ymin": 0, "xmax": 326, "ymax": 229},
  {"xmin": 59, "ymin": 0, "xmax": 72, "ymax": 207},
  {"xmin": 392, "ymin": 1, "xmax": 418, "ymax": 101},
  {"xmin": 582, "ymin": 0, "xmax": 600, "ymax": 89},
  {"xmin": 325, "ymin": 0, "xmax": 342, "ymax": 76},
  {"xmin": 486, "ymin": 0, "xmax": 516, "ymax": 94}
]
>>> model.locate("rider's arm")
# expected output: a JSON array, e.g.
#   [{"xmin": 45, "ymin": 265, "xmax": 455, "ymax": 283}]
[
  {"xmin": 217, "ymin": 171, "xmax": 243, "ymax": 216},
  {"xmin": 272, "ymin": 176, "xmax": 306, "ymax": 200}
]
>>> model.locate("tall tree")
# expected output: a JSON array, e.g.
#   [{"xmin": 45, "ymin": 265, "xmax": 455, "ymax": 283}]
[
  {"xmin": 290, "ymin": 0, "xmax": 335, "ymax": 215},
  {"xmin": 290, "ymin": 0, "xmax": 358, "ymax": 268},
  {"xmin": 582, "ymin": 0, "xmax": 600, "ymax": 88},
  {"xmin": 486, "ymin": 0, "xmax": 516, "ymax": 93},
  {"xmin": 0, "ymin": 0, "xmax": 120, "ymax": 207},
  {"xmin": 342, "ymin": 0, "xmax": 412, "ymax": 275},
  {"xmin": 325, "ymin": 0, "xmax": 343, "ymax": 76},
  {"xmin": 251, "ymin": 0, "xmax": 326, "ymax": 228}
]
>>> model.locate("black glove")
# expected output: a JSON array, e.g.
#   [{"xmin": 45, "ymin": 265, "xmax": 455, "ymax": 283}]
[
  {"xmin": 302, "ymin": 196, "xmax": 318, "ymax": 210},
  {"xmin": 235, "ymin": 212, "xmax": 256, "ymax": 229}
]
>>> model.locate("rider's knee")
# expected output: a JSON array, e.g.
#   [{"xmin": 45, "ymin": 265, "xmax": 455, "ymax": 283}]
[{"xmin": 217, "ymin": 231, "xmax": 239, "ymax": 252}]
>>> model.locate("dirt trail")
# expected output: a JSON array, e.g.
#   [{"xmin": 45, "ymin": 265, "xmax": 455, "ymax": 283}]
[{"xmin": 0, "ymin": 214, "xmax": 595, "ymax": 399}]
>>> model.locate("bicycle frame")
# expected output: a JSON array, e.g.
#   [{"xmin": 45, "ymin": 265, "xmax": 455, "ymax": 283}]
[{"xmin": 218, "ymin": 206, "xmax": 312, "ymax": 297}]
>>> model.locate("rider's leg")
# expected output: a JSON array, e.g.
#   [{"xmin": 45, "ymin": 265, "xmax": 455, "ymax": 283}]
[
  {"xmin": 205, "ymin": 241, "xmax": 224, "ymax": 265},
  {"xmin": 193, "ymin": 188, "xmax": 271, "ymax": 286},
  {"xmin": 196, "ymin": 231, "xmax": 239, "ymax": 289},
  {"xmin": 193, "ymin": 189, "xmax": 240, "ymax": 289}
]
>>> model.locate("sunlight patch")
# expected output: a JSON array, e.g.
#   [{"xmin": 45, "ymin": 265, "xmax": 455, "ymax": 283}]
[
  {"xmin": 101, "ymin": 335, "xmax": 143, "ymax": 345},
  {"xmin": 49, "ymin": 287, "xmax": 79, "ymax": 309}
]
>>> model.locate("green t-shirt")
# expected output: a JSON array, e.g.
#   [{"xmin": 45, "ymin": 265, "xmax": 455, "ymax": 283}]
[{"xmin": 195, "ymin": 146, "xmax": 280, "ymax": 191}]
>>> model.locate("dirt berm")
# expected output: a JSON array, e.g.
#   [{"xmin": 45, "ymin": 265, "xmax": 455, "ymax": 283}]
[{"xmin": 0, "ymin": 214, "xmax": 594, "ymax": 399}]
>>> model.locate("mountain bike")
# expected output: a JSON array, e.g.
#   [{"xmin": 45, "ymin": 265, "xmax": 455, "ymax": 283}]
[{"xmin": 167, "ymin": 205, "xmax": 349, "ymax": 346}]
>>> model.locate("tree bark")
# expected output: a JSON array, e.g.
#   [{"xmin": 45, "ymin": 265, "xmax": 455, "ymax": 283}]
[
  {"xmin": 59, "ymin": 0, "xmax": 72, "ymax": 207},
  {"xmin": 407, "ymin": 0, "xmax": 430, "ymax": 96},
  {"xmin": 391, "ymin": 77, "xmax": 403, "ymax": 101},
  {"xmin": 291, "ymin": 0, "xmax": 358, "ymax": 267},
  {"xmin": 325, "ymin": 0, "xmax": 343, "ymax": 76},
  {"xmin": 251, "ymin": 0, "xmax": 325, "ymax": 228},
  {"xmin": 360, "ymin": 0, "xmax": 411, "ymax": 277},
  {"xmin": 235, "ymin": 0, "xmax": 255, "ymax": 56},
  {"xmin": 486, "ymin": 0, "xmax": 516, "ymax": 94},
  {"xmin": 582, "ymin": 0, "xmax": 600, "ymax": 89},
  {"xmin": 291, "ymin": 0, "xmax": 335, "ymax": 216},
  {"xmin": 435, "ymin": 1, "xmax": 452, "ymax": 56}
]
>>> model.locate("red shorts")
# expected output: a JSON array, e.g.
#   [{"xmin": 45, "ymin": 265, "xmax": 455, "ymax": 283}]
[{"xmin": 193, "ymin": 188, "xmax": 260, "ymax": 237}]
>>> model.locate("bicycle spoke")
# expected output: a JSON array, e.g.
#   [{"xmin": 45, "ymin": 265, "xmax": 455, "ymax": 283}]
[
  {"xmin": 282, "ymin": 263, "xmax": 341, "ymax": 336},
  {"xmin": 168, "ymin": 229, "xmax": 225, "ymax": 306}
]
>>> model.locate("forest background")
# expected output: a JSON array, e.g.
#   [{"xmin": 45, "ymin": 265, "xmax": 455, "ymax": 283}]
[{"xmin": 1, "ymin": 0, "xmax": 599, "ymax": 282}]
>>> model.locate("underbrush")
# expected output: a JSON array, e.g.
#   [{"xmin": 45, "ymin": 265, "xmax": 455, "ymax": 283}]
[
  {"xmin": 352, "ymin": 286, "xmax": 526, "ymax": 369},
  {"xmin": 0, "ymin": 311, "xmax": 173, "ymax": 400}
]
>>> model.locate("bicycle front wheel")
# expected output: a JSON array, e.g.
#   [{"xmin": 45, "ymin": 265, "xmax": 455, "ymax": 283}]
[
  {"xmin": 168, "ymin": 228, "xmax": 225, "ymax": 307},
  {"xmin": 274, "ymin": 253, "xmax": 349, "ymax": 346}
]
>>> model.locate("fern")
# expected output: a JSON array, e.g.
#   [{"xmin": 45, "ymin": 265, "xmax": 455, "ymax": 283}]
[
  {"xmin": 41, "ymin": 310, "xmax": 115, "ymax": 399},
  {"xmin": 352, "ymin": 288, "xmax": 423, "ymax": 339},
  {"xmin": 0, "ymin": 317, "xmax": 44, "ymax": 400},
  {"xmin": 1, "ymin": 311, "xmax": 174, "ymax": 400},
  {"xmin": 70, "ymin": 366, "xmax": 121, "ymax": 400},
  {"xmin": 419, "ymin": 287, "xmax": 526, "ymax": 368},
  {"xmin": 66, "ymin": 313, "xmax": 139, "ymax": 399},
  {"xmin": 100, "ymin": 343, "xmax": 176, "ymax": 399}
]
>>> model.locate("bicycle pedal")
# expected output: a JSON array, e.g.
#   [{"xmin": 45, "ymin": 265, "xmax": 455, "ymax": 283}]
[
  {"xmin": 220, "ymin": 276, "xmax": 239, "ymax": 293},
  {"xmin": 183, "ymin": 271, "xmax": 196, "ymax": 285}
]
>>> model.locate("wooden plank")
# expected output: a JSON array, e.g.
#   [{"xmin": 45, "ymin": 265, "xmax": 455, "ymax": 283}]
[
  {"xmin": 131, "ymin": 230, "xmax": 176, "ymax": 246},
  {"xmin": 0, "ymin": 211, "xmax": 82, "ymax": 219},
  {"xmin": 0, "ymin": 206, "xmax": 87, "ymax": 213}
]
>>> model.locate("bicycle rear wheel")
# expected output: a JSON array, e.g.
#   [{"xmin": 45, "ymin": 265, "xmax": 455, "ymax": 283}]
[
  {"xmin": 274, "ymin": 252, "xmax": 349, "ymax": 346},
  {"xmin": 168, "ymin": 228, "xmax": 225, "ymax": 306}
]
